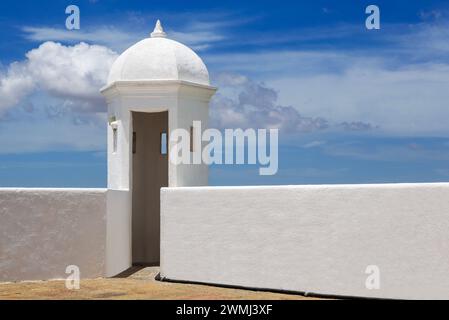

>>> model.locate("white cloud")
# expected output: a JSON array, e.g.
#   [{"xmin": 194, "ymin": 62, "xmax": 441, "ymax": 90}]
[
  {"xmin": 0, "ymin": 41, "xmax": 117, "ymax": 153},
  {"xmin": 22, "ymin": 26, "xmax": 140, "ymax": 52},
  {"xmin": 303, "ymin": 140, "xmax": 327, "ymax": 148},
  {"xmin": 388, "ymin": 22, "xmax": 449, "ymax": 59},
  {"xmin": 211, "ymin": 74, "xmax": 330, "ymax": 132},
  {"xmin": 0, "ymin": 41, "xmax": 117, "ymax": 116},
  {"xmin": 269, "ymin": 62, "xmax": 449, "ymax": 136},
  {"xmin": 202, "ymin": 20, "xmax": 449, "ymax": 138},
  {"xmin": 21, "ymin": 25, "xmax": 225, "ymax": 53},
  {"xmin": 21, "ymin": 17, "xmax": 235, "ymax": 53},
  {"xmin": 205, "ymin": 45, "xmax": 449, "ymax": 137},
  {"xmin": 0, "ymin": 63, "xmax": 35, "ymax": 114},
  {"xmin": 169, "ymin": 30, "xmax": 225, "ymax": 51},
  {"xmin": 211, "ymin": 73, "xmax": 376, "ymax": 133}
]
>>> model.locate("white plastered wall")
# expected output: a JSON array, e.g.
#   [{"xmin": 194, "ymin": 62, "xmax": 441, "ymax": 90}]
[
  {"xmin": 160, "ymin": 183, "xmax": 449, "ymax": 299},
  {"xmin": 105, "ymin": 189, "xmax": 131, "ymax": 277},
  {"xmin": 176, "ymin": 86, "xmax": 210, "ymax": 187},
  {"xmin": 0, "ymin": 188, "xmax": 107, "ymax": 282}
]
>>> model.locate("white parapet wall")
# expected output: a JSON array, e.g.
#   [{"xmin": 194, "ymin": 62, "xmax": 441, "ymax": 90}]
[
  {"xmin": 106, "ymin": 189, "xmax": 132, "ymax": 277},
  {"xmin": 0, "ymin": 188, "xmax": 107, "ymax": 282},
  {"xmin": 160, "ymin": 183, "xmax": 449, "ymax": 299}
]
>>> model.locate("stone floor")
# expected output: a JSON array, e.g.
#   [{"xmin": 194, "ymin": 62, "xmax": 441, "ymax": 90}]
[{"xmin": 0, "ymin": 267, "xmax": 319, "ymax": 300}]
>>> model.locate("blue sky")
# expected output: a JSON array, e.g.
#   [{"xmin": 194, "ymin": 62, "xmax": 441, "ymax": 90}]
[{"xmin": 1, "ymin": 0, "xmax": 449, "ymax": 187}]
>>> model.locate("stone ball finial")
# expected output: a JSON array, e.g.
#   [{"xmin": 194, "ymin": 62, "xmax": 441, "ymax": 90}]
[{"xmin": 151, "ymin": 19, "xmax": 167, "ymax": 38}]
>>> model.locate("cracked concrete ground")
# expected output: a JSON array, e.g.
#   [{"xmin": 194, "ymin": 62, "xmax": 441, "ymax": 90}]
[{"xmin": 0, "ymin": 267, "xmax": 320, "ymax": 300}]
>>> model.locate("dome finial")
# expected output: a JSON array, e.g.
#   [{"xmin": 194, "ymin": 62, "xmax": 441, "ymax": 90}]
[{"xmin": 151, "ymin": 19, "xmax": 167, "ymax": 38}]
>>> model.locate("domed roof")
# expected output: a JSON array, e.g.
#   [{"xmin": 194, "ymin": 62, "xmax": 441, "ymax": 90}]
[{"xmin": 107, "ymin": 20, "xmax": 210, "ymax": 86}]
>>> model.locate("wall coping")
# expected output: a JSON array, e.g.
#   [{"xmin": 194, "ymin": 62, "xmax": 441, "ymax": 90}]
[
  {"xmin": 0, "ymin": 188, "xmax": 107, "ymax": 192},
  {"xmin": 162, "ymin": 182, "xmax": 449, "ymax": 191}
]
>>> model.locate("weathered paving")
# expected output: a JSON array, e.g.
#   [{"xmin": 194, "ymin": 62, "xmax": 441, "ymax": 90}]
[{"xmin": 0, "ymin": 267, "xmax": 319, "ymax": 300}]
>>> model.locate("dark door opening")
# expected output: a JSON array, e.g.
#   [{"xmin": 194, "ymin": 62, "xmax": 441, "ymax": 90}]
[{"xmin": 132, "ymin": 111, "xmax": 168, "ymax": 265}]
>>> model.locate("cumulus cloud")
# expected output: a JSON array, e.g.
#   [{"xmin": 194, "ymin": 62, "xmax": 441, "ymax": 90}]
[
  {"xmin": 0, "ymin": 41, "xmax": 117, "ymax": 153},
  {"xmin": 0, "ymin": 64, "xmax": 35, "ymax": 114},
  {"xmin": 0, "ymin": 41, "xmax": 118, "ymax": 116},
  {"xmin": 208, "ymin": 48, "xmax": 449, "ymax": 136},
  {"xmin": 211, "ymin": 74, "xmax": 330, "ymax": 132},
  {"xmin": 211, "ymin": 73, "xmax": 375, "ymax": 133}
]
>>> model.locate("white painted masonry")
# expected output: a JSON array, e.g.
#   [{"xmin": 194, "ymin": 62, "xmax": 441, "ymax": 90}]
[
  {"xmin": 160, "ymin": 183, "xmax": 449, "ymax": 299},
  {"xmin": 105, "ymin": 189, "xmax": 131, "ymax": 277},
  {"xmin": 0, "ymin": 188, "xmax": 107, "ymax": 282}
]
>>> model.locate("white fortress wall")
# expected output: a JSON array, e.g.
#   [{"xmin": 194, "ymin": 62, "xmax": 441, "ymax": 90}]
[
  {"xmin": 0, "ymin": 188, "xmax": 107, "ymax": 282},
  {"xmin": 160, "ymin": 183, "xmax": 449, "ymax": 299},
  {"xmin": 106, "ymin": 189, "xmax": 132, "ymax": 277}
]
